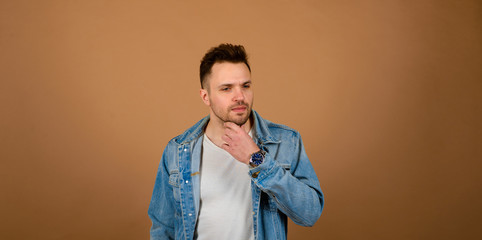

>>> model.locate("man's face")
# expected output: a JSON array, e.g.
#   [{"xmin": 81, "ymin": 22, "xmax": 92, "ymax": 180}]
[{"xmin": 200, "ymin": 62, "xmax": 253, "ymax": 126}]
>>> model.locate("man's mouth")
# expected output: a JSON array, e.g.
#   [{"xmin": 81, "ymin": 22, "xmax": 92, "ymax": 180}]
[{"xmin": 231, "ymin": 106, "xmax": 247, "ymax": 112}]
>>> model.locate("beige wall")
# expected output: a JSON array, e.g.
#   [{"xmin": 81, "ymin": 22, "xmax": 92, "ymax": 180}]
[{"xmin": 1, "ymin": 0, "xmax": 481, "ymax": 239}]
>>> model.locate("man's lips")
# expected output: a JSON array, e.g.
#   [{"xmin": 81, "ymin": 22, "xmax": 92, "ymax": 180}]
[{"xmin": 231, "ymin": 106, "xmax": 247, "ymax": 112}]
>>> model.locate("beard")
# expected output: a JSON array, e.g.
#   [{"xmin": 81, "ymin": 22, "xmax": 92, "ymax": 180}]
[{"xmin": 211, "ymin": 101, "xmax": 252, "ymax": 126}]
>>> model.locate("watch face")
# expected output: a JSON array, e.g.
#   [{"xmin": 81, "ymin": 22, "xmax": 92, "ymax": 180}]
[{"xmin": 251, "ymin": 152, "xmax": 264, "ymax": 165}]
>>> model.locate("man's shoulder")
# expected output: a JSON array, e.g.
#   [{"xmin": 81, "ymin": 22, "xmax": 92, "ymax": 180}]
[
  {"xmin": 262, "ymin": 118, "xmax": 299, "ymax": 135},
  {"xmin": 254, "ymin": 112, "xmax": 301, "ymax": 142},
  {"xmin": 166, "ymin": 115, "xmax": 210, "ymax": 146}
]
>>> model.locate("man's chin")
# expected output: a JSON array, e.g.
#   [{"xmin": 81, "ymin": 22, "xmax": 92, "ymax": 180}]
[{"xmin": 226, "ymin": 115, "xmax": 249, "ymax": 126}]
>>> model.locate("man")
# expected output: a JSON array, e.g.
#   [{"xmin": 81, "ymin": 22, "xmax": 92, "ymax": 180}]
[{"xmin": 148, "ymin": 43, "xmax": 324, "ymax": 240}]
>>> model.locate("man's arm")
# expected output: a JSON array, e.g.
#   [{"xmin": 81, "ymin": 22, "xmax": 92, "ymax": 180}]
[
  {"xmin": 249, "ymin": 134, "xmax": 324, "ymax": 226},
  {"xmin": 148, "ymin": 144, "xmax": 176, "ymax": 239},
  {"xmin": 222, "ymin": 123, "xmax": 324, "ymax": 226}
]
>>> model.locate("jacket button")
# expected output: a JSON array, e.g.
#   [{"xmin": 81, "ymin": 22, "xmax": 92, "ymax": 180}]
[{"xmin": 252, "ymin": 171, "xmax": 260, "ymax": 178}]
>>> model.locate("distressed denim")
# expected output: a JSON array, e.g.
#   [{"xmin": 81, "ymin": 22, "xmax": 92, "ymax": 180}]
[{"xmin": 148, "ymin": 110, "xmax": 324, "ymax": 240}]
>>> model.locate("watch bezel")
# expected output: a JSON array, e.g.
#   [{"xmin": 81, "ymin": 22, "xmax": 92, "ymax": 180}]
[{"xmin": 249, "ymin": 150, "xmax": 265, "ymax": 167}]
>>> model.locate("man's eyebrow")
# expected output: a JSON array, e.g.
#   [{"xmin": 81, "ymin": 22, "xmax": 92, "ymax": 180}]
[
  {"xmin": 217, "ymin": 80, "xmax": 251, "ymax": 88},
  {"xmin": 218, "ymin": 83, "xmax": 233, "ymax": 88}
]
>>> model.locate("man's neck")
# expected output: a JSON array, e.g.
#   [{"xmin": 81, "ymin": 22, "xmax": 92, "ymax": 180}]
[{"xmin": 204, "ymin": 115, "xmax": 252, "ymax": 148}]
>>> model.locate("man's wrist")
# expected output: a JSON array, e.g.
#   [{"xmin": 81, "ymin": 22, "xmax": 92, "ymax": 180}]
[
  {"xmin": 245, "ymin": 147, "xmax": 260, "ymax": 164},
  {"xmin": 248, "ymin": 149, "xmax": 265, "ymax": 168}
]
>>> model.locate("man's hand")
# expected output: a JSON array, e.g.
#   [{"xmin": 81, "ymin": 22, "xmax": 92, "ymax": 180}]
[{"xmin": 221, "ymin": 122, "xmax": 260, "ymax": 165}]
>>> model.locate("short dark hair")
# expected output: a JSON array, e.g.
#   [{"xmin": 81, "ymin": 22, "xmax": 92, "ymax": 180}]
[{"xmin": 199, "ymin": 43, "xmax": 251, "ymax": 89}]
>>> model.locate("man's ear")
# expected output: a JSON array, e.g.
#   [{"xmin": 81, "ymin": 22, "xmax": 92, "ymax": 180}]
[{"xmin": 200, "ymin": 88, "xmax": 210, "ymax": 106}]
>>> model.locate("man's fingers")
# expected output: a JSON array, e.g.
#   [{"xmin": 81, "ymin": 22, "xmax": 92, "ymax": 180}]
[
  {"xmin": 224, "ymin": 127, "xmax": 236, "ymax": 137},
  {"xmin": 224, "ymin": 122, "xmax": 241, "ymax": 131},
  {"xmin": 221, "ymin": 134, "xmax": 231, "ymax": 143},
  {"xmin": 221, "ymin": 143, "xmax": 230, "ymax": 151}
]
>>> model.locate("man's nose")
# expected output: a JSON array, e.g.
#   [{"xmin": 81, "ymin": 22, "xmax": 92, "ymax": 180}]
[{"xmin": 233, "ymin": 88, "xmax": 245, "ymax": 102}]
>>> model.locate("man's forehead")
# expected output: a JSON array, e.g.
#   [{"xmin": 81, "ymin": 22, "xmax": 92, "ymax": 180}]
[
  {"xmin": 210, "ymin": 62, "xmax": 251, "ymax": 85},
  {"xmin": 215, "ymin": 79, "xmax": 252, "ymax": 87},
  {"xmin": 211, "ymin": 62, "xmax": 249, "ymax": 73}
]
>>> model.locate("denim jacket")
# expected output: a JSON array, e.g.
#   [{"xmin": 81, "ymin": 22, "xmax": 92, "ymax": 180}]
[{"xmin": 148, "ymin": 110, "xmax": 324, "ymax": 240}]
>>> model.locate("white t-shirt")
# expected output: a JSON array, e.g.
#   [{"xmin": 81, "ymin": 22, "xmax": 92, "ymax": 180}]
[{"xmin": 196, "ymin": 133, "xmax": 254, "ymax": 240}]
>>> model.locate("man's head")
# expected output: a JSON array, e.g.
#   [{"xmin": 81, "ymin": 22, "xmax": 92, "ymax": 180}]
[
  {"xmin": 200, "ymin": 43, "xmax": 251, "ymax": 90},
  {"xmin": 199, "ymin": 44, "xmax": 253, "ymax": 126}
]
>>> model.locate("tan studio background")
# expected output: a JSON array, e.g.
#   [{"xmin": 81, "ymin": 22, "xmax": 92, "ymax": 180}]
[{"xmin": 1, "ymin": 0, "xmax": 481, "ymax": 239}]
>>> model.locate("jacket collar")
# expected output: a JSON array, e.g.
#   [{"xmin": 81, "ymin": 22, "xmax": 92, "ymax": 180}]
[
  {"xmin": 252, "ymin": 110, "xmax": 280, "ymax": 145},
  {"xmin": 173, "ymin": 110, "xmax": 280, "ymax": 145}
]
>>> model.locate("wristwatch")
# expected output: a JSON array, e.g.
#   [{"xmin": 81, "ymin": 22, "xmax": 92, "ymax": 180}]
[{"xmin": 249, "ymin": 150, "xmax": 265, "ymax": 168}]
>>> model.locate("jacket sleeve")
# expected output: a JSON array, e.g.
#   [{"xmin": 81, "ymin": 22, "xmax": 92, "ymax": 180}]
[
  {"xmin": 249, "ymin": 132, "xmax": 324, "ymax": 227},
  {"xmin": 148, "ymin": 144, "xmax": 175, "ymax": 239}
]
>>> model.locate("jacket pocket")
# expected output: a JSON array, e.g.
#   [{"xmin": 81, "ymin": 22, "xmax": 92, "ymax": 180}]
[
  {"xmin": 168, "ymin": 171, "xmax": 180, "ymax": 187},
  {"xmin": 168, "ymin": 171, "xmax": 181, "ymax": 203},
  {"xmin": 280, "ymin": 164, "xmax": 291, "ymax": 172}
]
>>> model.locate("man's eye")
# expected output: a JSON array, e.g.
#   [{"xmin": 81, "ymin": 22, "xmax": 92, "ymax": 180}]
[
  {"xmin": 243, "ymin": 85, "xmax": 251, "ymax": 88},
  {"xmin": 221, "ymin": 87, "xmax": 230, "ymax": 91}
]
